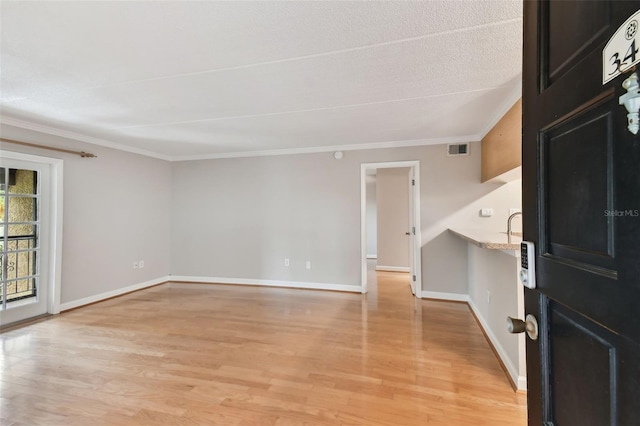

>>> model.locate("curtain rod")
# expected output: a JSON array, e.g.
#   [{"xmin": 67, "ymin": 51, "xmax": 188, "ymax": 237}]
[{"xmin": 0, "ymin": 137, "xmax": 97, "ymax": 158}]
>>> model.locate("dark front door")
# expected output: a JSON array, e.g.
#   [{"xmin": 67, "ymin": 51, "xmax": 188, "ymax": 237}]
[{"xmin": 523, "ymin": 1, "xmax": 640, "ymax": 425}]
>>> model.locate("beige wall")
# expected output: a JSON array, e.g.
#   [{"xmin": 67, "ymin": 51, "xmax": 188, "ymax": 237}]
[
  {"xmin": 0, "ymin": 127, "xmax": 522, "ymax": 304},
  {"xmin": 172, "ymin": 142, "xmax": 521, "ymax": 295},
  {"xmin": 365, "ymin": 175, "xmax": 377, "ymax": 257},
  {"xmin": 0, "ymin": 124, "xmax": 173, "ymax": 305},
  {"xmin": 467, "ymin": 243, "xmax": 525, "ymax": 385},
  {"xmin": 376, "ymin": 167, "xmax": 410, "ymax": 269}
]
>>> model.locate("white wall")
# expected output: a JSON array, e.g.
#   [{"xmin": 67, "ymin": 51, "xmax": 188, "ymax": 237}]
[
  {"xmin": 457, "ymin": 178, "xmax": 525, "ymax": 388},
  {"xmin": 0, "ymin": 125, "xmax": 172, "ymax": 306},
  {"xmin": 376, "ymin": 167, "xmax": 410, "ymax": 269},
  {"xmin": 171, "ymin": 142, "xmax": 520, "ymax": 295},
  {"xmin": 365, "ymin": 175, "xmax": 377, "ymax": 258},
  {"xmin": 467, "ymin": 245, "xmax": 526, "ymax": 388}
]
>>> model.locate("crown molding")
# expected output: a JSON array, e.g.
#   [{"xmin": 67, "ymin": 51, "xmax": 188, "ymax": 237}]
[
  {"xmin": 171, "ymin": 135, "xmax": 482, "ymax": 161},
  {"xmin": 1, "ymin": 115, "xmax": 482, "ymax": 162},
  {"xmin": 0, "ymin": 116, "xmax": 173, "ymax": 161}
]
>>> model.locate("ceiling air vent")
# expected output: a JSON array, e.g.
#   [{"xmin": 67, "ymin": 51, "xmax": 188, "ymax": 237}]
[{"xmin": 447, "ymin": 143, "xmax": 469, "ymax": 156}]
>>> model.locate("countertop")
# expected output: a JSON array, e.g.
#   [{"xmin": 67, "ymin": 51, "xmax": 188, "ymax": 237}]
[{"xmin": 449, "ymin": 228, "xmax": 522, "ymax": 250}]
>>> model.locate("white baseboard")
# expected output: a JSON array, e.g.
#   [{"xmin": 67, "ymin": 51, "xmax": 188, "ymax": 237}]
[
  {"xmin": 169, "ymin": 276, "xmax": 361, "ymax": 293},
  {"xmin": 420, "ymin": 291, "xmax": 470, "ymax": 302},
  {"xmin": 59, "ymin": 276, "xmax": 170, "ymax": 312},
  {"xmin": 366, "ymin": 254, "xmax": 378, "ymax": 259},
  {"xmin": 468, "ymin": 298, "xmax": 527, "ymax": 391},
  {"xmin": 517, "ymin": 372, "xmax": 527, "ymax": 391},
  {"xmin": 375, "ymin": 265, "xmax": 410, "ymax": 272}
]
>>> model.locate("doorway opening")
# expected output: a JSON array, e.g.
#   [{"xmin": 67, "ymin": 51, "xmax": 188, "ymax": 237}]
[{"xmin": 360, "ymin": 161, "xmax": 421, "ymax": 296}]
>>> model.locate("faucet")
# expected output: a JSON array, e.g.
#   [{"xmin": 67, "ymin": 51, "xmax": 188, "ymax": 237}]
[{"xmin": 507, "ymin": 211, "xmax": 522, "ymax": 236}]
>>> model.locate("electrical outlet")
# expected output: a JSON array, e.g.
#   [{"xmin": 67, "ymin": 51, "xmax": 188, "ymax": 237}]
[
  {"xmin": 480, "ymin": 208, "xmax": 493, "ymax": 217},
  {"xmin": 487, "ymin": 290, "xmax": 491, "ymax": 304},
  {"xmin": 133, "ymin": 261, "xmax": 139, "ymax": 269},
  {"xmin": 284, "ymin": 258, "xmax": 290, "ymax": 267},
  {"xmin": 306, "ymin": 261, "xmax": 311, "ymax": 270},
  {"xmin": 139, "ymin": 260, "xmax": 145, "ymax": 269},
  {"xmin": 510, "ymin": 208, "xmax": 521, "ymax": 215}
]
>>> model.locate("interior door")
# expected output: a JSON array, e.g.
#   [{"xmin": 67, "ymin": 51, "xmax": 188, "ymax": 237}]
[
  {"xmin": 523, "ymin": 1, "xmax": 640, "ymax": 424},
  {"xmin": 408, "ymin": 168, "xmax": 416, "ymax": 295}
]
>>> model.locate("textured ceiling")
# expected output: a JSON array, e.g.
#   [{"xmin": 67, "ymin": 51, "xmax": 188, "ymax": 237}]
[{"xmin": 0, "ymin": 1, "xmax": 523, "ymax": 160}]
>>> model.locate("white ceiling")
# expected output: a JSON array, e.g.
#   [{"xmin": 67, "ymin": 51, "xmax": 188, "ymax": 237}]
[{"xmin": 0, "ymin": 1, "xmax": 523, "ymax": 161}]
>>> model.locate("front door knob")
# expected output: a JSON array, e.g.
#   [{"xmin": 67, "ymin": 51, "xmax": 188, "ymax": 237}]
[{"xmin": 507, "ymin": 314, "xmax": 539, "ymax": 341}]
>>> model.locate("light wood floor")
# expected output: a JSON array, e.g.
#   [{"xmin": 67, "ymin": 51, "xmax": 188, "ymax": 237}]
[{"xmin": 0, "ymin": 269, "xmax": 527, "ymax": 425}]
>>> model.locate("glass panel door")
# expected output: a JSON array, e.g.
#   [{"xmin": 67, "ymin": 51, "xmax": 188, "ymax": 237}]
[{"xmin": 0, "ymin": 159, "xmax": 50, "ymax": 326}]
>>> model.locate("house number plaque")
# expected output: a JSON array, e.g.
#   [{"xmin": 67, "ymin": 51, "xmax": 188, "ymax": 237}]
[{"xmin": 603, "ymin": 9, "xmax": 640, "ymax": 84}]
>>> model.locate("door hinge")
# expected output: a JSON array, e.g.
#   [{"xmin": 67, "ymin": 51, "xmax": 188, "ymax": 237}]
[
  {"xmin": 412, "ymin": 275, "xmax": 416, "ymax": 281},
  {"xmin": 412, "ymin": 226, "xmax": 416, "ymax": 235},
  {"xmin": 412, "ymin": 179, "xmax": 415, "ymax": 186}
]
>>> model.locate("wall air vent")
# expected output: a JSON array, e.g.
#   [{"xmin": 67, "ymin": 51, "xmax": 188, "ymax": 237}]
[{"xmin": 447, "ymin": 143, "xmax": 469, "ymax": 156}]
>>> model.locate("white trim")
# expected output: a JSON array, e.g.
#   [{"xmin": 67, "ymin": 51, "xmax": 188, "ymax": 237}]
[
  {"xmin": 1, "ymin": 116, "xmax": 172, "ymax": 161},
  {"xmin": 363, "ymin": 160, "xmax": 419, "ymax": 169},
  {"xmin": 2, "ymin": 115, "xmax": 478, "ymax": 161},
  {"xmin": 360, "ymin": 166, "xmax": 368, "ymax": 294},
  {"xmin": 49, "ymin": 159, "xmax": 64, "ymax": 315},
  {"xmin": 0, "ymin": 150, "xmax": 62, "ymax": 164},
  {"xmin": 173, "ymin": 135, "xmax": 478, "ymax": 161},
  {"xmin": 375, "ymin": 265, "xmax": 410, "ymax": 273},
  {"xmin": 361, "ymin": 161, "xmax": 422, "ymax": 296},
  {"xmin": 0, "ymin": 150, "xmax": 64, "ymax": 316},
  {"xmin": 420, "ymin": 291, "xmax": 470, "ymax": 302},
  {"xmin": 412, "ymin": 164, "xmax": 423, "ymax": 296},
  {"xmin": 168, "ymin": 276, "xmax": 360, "ymax": 293},
  {"xmin": 468, "ymin": 298, "xmax": 527, "ymax": 391},
  {"xmin": 366, "ymin": 254, "xmax": 377, "ymax": 259},
  {"xmin": 517, "ymin": 371, "xmax": 527, "ymax": 391},
  {"xmin": 59, "ymin": 276, "xmax": 169, "ymax": 312}
]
